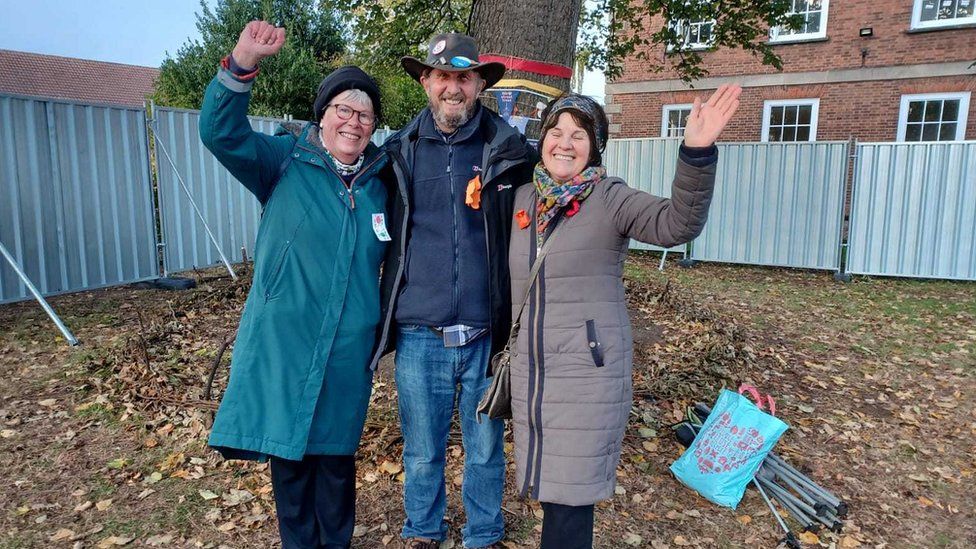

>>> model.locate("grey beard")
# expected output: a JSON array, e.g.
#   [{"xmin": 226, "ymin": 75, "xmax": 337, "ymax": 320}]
[{"xmin": 430, "ymin": 99, "xmax": 477, "ymax": 132}]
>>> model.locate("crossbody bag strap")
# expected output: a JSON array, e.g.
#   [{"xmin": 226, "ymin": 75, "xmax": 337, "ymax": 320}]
[{"xmin": 503, "ymin": 223, "xmax": 561, "ymax": 350}]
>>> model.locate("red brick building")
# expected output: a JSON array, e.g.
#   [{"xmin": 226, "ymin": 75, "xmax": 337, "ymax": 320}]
[
  {"xmin": 0, "ymin": 49, "xmax": 159, "ymax": 108},
  {"xmin": 607, "ymin": 1, "xmax": 976, "ymax": 142}
]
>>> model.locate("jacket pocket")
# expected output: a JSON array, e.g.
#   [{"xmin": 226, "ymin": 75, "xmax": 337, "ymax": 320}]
[
  {"xmin": 262, "ymin": 240, "xmax": 293, "ymax": 302},
  {"xmin": 261, "ymin": 212, "xmax": 308, "ymax": 302},
  {"xmin": 585, "ymin": 319, "xmax": 604, "ymax": 367}
]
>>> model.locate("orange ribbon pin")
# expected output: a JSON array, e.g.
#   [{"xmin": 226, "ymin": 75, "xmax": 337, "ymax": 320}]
[
  {"xmin": 515, "ymin": 209, "xmax": 530, "ymax": 230},
  {"xmin": 465, "ymin": 175, "xmax": 482, "ymax": 210}
]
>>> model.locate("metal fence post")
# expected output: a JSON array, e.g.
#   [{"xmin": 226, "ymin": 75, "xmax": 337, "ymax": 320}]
[
  {"xmin": 0, "ymin": 240, "xmax": 79, "ymax": 346},
  {"xmin": 145, "ymin": 101, "xmax": 165, "ymax": 278},
  {"xmin": 149, "ymin": 116, "xmax": 238, "ymax": 280},
  {"xmin": 834, "ymin": 138, "xmax": 857, "ymax": 282}
]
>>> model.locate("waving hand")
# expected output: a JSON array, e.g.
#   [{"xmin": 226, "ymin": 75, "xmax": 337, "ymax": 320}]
[{"xmin": 683, "ymin": 84, "xmax": 742, "ymax": 148}]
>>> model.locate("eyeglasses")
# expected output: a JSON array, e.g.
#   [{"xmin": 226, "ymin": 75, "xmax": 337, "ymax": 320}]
[{"xmin": 327, "ymin": 103, "xmax": 376, "ymax": 126}]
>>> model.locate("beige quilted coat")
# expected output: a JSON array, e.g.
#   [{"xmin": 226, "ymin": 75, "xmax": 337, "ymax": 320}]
[{"xmin": 508, "ymin": 156, "xmax": 717, "ymax": 505}]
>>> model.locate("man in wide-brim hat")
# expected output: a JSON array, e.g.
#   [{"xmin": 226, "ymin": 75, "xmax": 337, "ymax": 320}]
[
  {"xmin": 374, "ymin": 33, "xmax": 537, "ymax": 549},
  {"xmin": 400, "ymin": 33, "xmax": 506, "ymax": 133}
]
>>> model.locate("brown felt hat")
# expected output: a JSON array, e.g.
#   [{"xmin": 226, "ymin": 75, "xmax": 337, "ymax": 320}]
[{"xmin": 401, "ymin": 33, "xmax": 506, "ymax": 89}]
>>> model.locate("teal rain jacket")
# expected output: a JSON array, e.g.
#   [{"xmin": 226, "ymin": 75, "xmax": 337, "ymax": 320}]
[{"xmin": 199, "ymin": 69, "xmax": 390, "ymax": 460}]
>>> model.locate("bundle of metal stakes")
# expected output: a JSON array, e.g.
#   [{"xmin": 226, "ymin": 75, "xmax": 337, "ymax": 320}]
[{"xmin": 672, "ymin": 403, "xmax": 848, "ymax": 548}]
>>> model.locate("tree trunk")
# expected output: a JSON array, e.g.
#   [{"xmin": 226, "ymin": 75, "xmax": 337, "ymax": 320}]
[{"xmin": 469, "ymin": 0, "xmax": 581, "ymax": 93}]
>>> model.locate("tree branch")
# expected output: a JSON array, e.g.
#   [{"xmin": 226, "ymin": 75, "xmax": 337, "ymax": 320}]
[{"xmin": 466, "ymin": 0, "xmax": 480, "ymax": 35}]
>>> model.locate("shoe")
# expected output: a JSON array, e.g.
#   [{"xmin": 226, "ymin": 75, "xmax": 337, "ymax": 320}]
[{"xmin": 404, "ymin": 538, "xmax": 440, "ymax": 549}]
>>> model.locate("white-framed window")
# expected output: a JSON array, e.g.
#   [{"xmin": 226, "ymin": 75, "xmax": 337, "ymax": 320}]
[
  {"xmin": 897, "ymin": 92, "xmax": 971, "ymax": 141},
  {"xmin": 770, "ymin": 0, "xmax": 829, "ymax": 42},
  {"xmin": 668, "ymin": 17, "xmax": 715, "ymax": 51},
  {"xmin": 761, "ymin": 99, "xmax": 820, "ymax": 142},
  {"xmin": 911, "ymin": 0, "xmax": 976, "ymax": 30},
  {"xmin": 662, "ymin": 104, "xmax": 694, "ymax": 137}
]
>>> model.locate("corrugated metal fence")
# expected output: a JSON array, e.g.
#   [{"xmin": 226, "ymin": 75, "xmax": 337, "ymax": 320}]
[
  {"xmin": 606, "ymin": 139, "xmax": 849, "ymax": 271},
  {"xmin": 848, "ymin": 142, "xmax": 976, "ymax": 280},
  {"xmin": 4, "ymin": 93, "xmax": 975, "ymax": 306},
  {"xmin": 153, "ymin": 106, "xmax": 277, "ymax": 275},
  {"xmin": 693, "ymin": 142, "xmax": 849, "ymax": 270},
  {"xmin": 372, "ymin": 127, "xmax": 397, "ymax": 145},
  {"xmin": 1, "ymin": 94, "xmax": 157, "ymax": 304},
  {"xmin": 605, "ymin": 138, "xmax": 685, "ymax": 253}
]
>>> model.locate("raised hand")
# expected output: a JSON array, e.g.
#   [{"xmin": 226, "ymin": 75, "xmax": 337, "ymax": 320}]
[
  {"xmin": 231, "ymin": 20, "xmax": 286, "ymax": 70},
  {"xmin": 683, "ymin": 84, "xmax": 742, "ymax": 148}
]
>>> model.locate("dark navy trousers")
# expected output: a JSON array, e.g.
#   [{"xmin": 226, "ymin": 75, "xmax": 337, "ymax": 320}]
[
  {"xmin": 540, "ymin": 501, "xmax": 595, "ymax": 549},
  {"xmin": 270, "ymin": 455, "xmax": 356, "ymax": 549}
]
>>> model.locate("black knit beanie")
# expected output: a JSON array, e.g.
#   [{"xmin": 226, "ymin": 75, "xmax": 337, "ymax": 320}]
[{"xmin": 312, "ymin": 65, "xmax": 383, "ymax": 124}]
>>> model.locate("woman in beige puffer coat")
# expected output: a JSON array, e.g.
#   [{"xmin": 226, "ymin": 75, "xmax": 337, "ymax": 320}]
[{"xmin": 507, "ymin": 87, "xmax": 741, "ymax": 549}]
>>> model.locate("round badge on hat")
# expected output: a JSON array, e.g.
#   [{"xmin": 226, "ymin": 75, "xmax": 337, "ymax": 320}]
[{"xmin": 401, "ymin": 33, "xmax": 507, "ymax": 88}]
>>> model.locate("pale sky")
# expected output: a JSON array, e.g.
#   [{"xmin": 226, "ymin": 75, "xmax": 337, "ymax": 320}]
[{"xmin": 0, "ymin": 0, "xmax": 604, "ymax": 101}]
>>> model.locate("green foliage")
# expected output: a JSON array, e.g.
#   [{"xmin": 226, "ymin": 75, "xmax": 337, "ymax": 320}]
[
  {"xmin": 333, "ymin": 0, "xmax": 473, "ymax": 127},
  {"xmin": 336, "ymin": 0, "xmax": 471, "ymax": 69},
  {"xmin": 156, "ymin": 0, "xmax": 809, "ymax": 121},
  {"xmin": 579, "ymin": 0, "xmax": 805, "ymax": 82},
  {"xmin": 359, "ymin": 63, "xmax": 429, "ymax": 130},
  {"xmin": 339, "ymin": 0, "xmax": 804, "ymax": 84},
  {"xmin": 153, "ymin": 0, "xmax": 345, "ymax": 119}
]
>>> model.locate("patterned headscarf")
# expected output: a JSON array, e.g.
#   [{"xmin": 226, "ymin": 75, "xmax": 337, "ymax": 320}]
[{"xmin": 541, "ymin": 94, "xmax": 609, "ymax": 152}]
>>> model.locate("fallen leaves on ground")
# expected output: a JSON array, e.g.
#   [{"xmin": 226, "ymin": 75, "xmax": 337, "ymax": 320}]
[{"xmin": 1, "ymin": 260, "xmax": 974, "ymax": 548}]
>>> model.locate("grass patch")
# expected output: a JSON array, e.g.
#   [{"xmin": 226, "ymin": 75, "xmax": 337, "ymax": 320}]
[
  {"xmin": 101, "ymin": 516, "xmax": 147, "ymax": 539},
  {"xmin": 624, "ymin": 261, "xmax": 655, "ymax": 283},
  {"xmin": 626, "ymin": 260, "xmax": 976, "ymax": 372},
  {"xmin": 0, "ymin": 533, "xmax": 34, "ymax": 549},
  {"xmin": 808, "ymin": 341, "xmax": 830, "ymax": 353},
  {"xmin": 75, "ymin": 403, "xmax": 118, "ymax": 424},
  {"xmin": 62, "ymin": 311, "xmax": 121, "ymax": 330},
  {"xmin": 163, "ymin": 486, "xmax": 216, "ymax": 533},
  {"xmin": 88, "ymin": 477, "xmax": 117, "ymax": 501},
  {"xmin": 505, "ymin": 515, "xmax": 539, "ymax": 543},
  {"xmin": 56, "ymin": 295, "xmax": 126, "ymax": 329},
  {"xmin": 68, "ymin": 346, "xmax": 114, "ymax": 366},
  {"xmin": 119, "ymin": 478, "xmax": 217, "ymax": 536},
  {"xmin": 0, "ymin": 315, "xmax": 47, "ymax": 343},
  {"xmin": 930, "ymin": 531, "xmax": 958, "ymax": 549}
]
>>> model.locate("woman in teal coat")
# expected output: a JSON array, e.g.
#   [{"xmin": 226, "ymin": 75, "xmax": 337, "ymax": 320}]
[{"xmin": 199, "ymin": 21, "xmax": 396, "ymax": 549}]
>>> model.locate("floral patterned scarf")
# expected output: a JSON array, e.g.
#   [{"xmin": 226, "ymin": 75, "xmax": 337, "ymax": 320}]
[{"xmin": 534, "ymin": 162, "xmax": 607, "ymax": 234}]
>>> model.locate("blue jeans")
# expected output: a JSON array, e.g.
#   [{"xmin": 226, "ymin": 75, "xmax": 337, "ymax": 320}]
[{"xmin": 395, "ymin": 325, "xmax": 505, "ymax": 548}]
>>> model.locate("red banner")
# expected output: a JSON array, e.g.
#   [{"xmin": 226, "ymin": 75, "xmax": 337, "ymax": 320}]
[{"xmin": 479, "ymin": 54, "xmax": 572, "ymax": 79}]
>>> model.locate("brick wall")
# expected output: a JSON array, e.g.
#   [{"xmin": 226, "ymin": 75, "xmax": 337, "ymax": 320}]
[
  {"xmin": 616, "ymin": 1, "xmax": 976, "ymax": 83},
  {"xmin": 607, "ymin": 1, "xmax": 976, "ymax": 141},
  {"xmin": 611, "ymin": 76, "xmax": 976, "ymax": 141}
]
